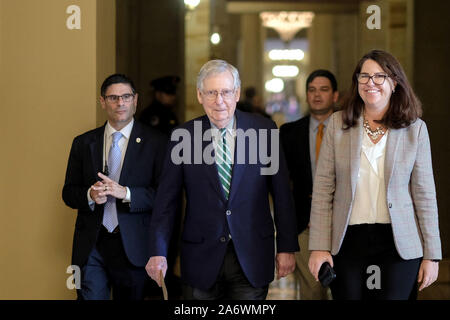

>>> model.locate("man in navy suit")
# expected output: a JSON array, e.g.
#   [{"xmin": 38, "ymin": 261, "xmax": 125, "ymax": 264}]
[
  {"xmin": 146, "ymin": 60, "xmax": 299, "ymax": 300},
  {"xmin": 62, "ymin": 74, "xmax": 166, "ymax": 300},
  {"xmin": 280, "ymin": 70, "xmax": 338, "ymax": 299}
]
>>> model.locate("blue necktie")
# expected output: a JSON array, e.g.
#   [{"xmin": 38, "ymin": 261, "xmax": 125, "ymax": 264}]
[{"xmin": 102, "ymin": 131, "xmax": 122, "ymax": 232}]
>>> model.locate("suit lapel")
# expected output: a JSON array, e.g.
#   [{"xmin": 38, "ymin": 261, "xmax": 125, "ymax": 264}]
[
  {"xmin": 384, "ymin": 127, "xmax": 401, "ymax": 191},
  {"xmin": 350, "ymin": 116, "xmax": 363, "ymax": 199},
  {"xmin": 228, "ymin": 111, "xmax": 247, "ymax": 203},
  {"xmin": 119, "ymin": 121, "xmax": 141, "ymax": 185},
  {"xmin": 89, "ymin": 125, "xmax": 105, "ymax": 176}
]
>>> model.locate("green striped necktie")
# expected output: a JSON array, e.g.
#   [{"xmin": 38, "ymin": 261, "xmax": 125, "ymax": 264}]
[{"xmin": 217, "ymin": 128, "xmax": 232, "ymax": 199}]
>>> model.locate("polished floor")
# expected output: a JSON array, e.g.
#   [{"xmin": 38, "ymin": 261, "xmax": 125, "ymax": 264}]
[
  {"xmin": 266, "ymin": 273, "xmax": 298, "ymax": 300},
  {"xmin": 267, "ymin": 259, "xmax": 450, "ymax": 300}
]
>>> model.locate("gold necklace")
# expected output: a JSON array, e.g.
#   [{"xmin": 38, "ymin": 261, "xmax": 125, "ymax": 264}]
[{"xmin": 363, "ymin": 118, "xmax": 385, "ymax": 141}]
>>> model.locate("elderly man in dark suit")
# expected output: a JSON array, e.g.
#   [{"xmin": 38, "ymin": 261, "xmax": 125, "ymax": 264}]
[
  {"xmin": 62, "ymin": 74, "xmax": 166, "ymax": 300},
  {"xmin": 146, "ymin": 60, "xmax": 299, "ymax": 300},
  {"xmin": 280, "ymin": 70, "xmax": 338, "ymax": 300}
]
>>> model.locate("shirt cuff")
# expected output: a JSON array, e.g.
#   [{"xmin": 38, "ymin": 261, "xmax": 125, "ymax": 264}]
[
  {"xmin": 87, "ymin": 187, "xmax": 95, "ymax": 211},
  {"xmin": 122, "ymin": 187, "xmax": 131, "ymax": 203}
]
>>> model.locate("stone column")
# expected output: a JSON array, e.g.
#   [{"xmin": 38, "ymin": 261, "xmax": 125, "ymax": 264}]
[
  {"xmin": 414, "ymin": 0, "xmax": 450, "ymax": 258},
  {"xmin": 116, "ymin": 0, "xmax": 185, "ymax": 121},
  {"xmin": 239, "ymin": 13, "xmax": 264, "ymax": 98},
  {"xmin": 185, "ymin": 0, "xmax": 210, "ymax": 121},
  {"xmin": 307, "ymin": 14, "xmax": 336, "ymax": 74}
]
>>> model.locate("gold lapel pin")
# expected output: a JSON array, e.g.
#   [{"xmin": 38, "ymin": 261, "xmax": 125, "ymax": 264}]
[{"xmin": 136, "ymin": 137, "xmax": 141, "ymax": 143}]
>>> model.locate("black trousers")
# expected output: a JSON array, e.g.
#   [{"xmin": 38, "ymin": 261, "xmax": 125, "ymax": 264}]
[
  {"xmin": 330, "ymin": 224, "xmax": 421, "ymax": 300},
  {"xmin": 182, "ymin": 241, "xmax": 268, "ymax": 300}
]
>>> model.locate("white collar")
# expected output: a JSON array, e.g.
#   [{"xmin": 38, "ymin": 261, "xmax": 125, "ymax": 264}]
[
  {"xmin": 361, "ymin": 130, "xmax": 388, "ymax": 175},
  {"xmin": 105, "ymin": 118, "xmax": 134, "ymax": 140},
  {"xmin": 210, "ymin": 116, "xmax": 236, "ymax": 135}
]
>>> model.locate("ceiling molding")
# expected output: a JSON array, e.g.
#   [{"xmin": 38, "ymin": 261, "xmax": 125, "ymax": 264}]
[{"xmin": 227, "ymin": 1, "xmax": 360, "ymax": 14}]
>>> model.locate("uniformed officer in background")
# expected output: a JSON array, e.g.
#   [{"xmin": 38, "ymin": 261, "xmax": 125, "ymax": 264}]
[
  {"xmin": 139, "ymin": 76, "xmax": 180, "ymax": 136},
  {"xmin": 139, "ymin": 75, "xmax": 183, "ymax": 299}
]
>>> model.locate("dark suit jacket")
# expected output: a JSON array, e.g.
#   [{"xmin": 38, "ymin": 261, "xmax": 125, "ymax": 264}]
[
  {"xmin": 62, "ymin": 120, "xmax": 166, "ymax": 268},
  {"xmin": 279, "ymin": 116, "xmax": 312, "ymax": 235},
  {"xmin": 149, "ymin": 110, "xmax": 299, "ymax": 291}
]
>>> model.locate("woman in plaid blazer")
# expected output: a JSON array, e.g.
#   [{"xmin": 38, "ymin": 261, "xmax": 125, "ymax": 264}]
[{"xmin": 308, "ymin": 50, "xmax": 441, "ymax": 300}]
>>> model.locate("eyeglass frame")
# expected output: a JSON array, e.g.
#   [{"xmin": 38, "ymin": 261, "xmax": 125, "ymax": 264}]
[
  {"xmin": 201, "ymin": 88, "xmax": 237, "ymax": 101},
  {"xmin": 103, "ymin": 93, "xmax": 136, "ymax": 103},
  {"xmin": 356, "ymin": 72, "xmax": 392, "ymax": 85}
]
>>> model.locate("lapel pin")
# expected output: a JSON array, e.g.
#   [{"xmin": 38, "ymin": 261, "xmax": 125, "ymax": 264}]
[{"xmin": 136, "ymin": 137, "xmax": 141, "ymax": 143}]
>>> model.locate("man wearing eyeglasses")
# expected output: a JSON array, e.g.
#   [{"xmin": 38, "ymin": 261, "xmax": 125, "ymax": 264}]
[
  {"xmin": 146, "ymin": 60, "xmax": 299, "ymax": 300},
  {"xmin": 280, "ymin": 69, "xmax": 338, "ymax": 300},
  {"xmin": 62, "ymin": 74, "xmax": 167, "ymax": 300}
]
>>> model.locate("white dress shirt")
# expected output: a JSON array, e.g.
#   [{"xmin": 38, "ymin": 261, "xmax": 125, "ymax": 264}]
[
  {"xmin": 210, "ymin": 117, "xmax": 236, "ymax": 164},
  {"xmin": 87, "ymin": 119, "xmax": 134, "ymax": 208},
  {"xmin": 349, "ymin": 131, "xmax": 391, "ymax": 225}
]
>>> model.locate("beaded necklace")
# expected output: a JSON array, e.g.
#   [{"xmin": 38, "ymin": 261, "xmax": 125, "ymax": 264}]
[{"xmin": 363, "ymin": 116, "xmax": 385, "ymax": 141}]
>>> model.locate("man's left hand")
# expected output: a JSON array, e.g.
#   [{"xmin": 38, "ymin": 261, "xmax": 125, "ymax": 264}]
[
  {"xmin": 95, "ymin": 172, "xmax": 127, "ymax": 199},
  {"xmin": 276, "ymin": 252, "xmax": 296, "ymax": 279}
]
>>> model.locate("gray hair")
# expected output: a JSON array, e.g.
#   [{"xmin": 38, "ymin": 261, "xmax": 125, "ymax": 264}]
[{"xmin": 197, "ymin": 59, "xmax": 241, "ymax": 91}]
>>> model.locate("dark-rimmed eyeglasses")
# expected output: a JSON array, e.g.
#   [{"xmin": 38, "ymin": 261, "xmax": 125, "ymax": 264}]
[
  {"xmin": 356, "ymin": 73, "xmax": 390, "ymax": 85},
  {"xmin": 104, "ymin": 93, "xmax": 135, "ymax": 103},
  {"xmin": 202, "ymin": 89, "xmax": 236, "ymax": 101}
]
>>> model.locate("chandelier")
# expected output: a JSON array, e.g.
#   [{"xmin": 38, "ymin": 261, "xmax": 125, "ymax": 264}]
[
  {"xmin": 260, "ymin": 11, "xmax": 315, "ymax": 42},
  {"xmin": 184, "ymin": 0, "xmax": 200, "ymax": 11}
]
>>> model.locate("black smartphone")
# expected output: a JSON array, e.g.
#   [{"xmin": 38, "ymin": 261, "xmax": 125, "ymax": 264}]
[{"xmin": 318, "ymin": 262, "xmax": 336, "ymax": 288}]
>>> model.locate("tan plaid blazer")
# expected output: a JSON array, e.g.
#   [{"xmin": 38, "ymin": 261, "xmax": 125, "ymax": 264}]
[{"xmin": 309, "ymin": 111, "xmax": 442, "ymax": 260}]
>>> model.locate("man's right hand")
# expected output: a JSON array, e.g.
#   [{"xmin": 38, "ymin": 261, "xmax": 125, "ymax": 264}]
[
  {"xmin": 89, "ymin": 181, "xmax": 107, "ymax": 204},
  {"xmin": 145, "ymin": 256, "xmax": 168, "ymax": 287},
  {"xmin": 308, "ymin": 250, "xmax": 333, "ymax": 281}
]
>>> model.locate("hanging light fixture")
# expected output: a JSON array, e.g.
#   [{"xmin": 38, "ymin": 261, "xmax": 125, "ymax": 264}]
[
  {"xmin": 265, "ymin": 78, "xmax": 284, "ymax": 93},
  {"xmin": 260, "ymin": 11, "xmax": 315, "ymax": 42},
  {"xmin": 269, "ymin": 49, "xmax": 305, "ymax": 61},
  {"xmin": 211, "ymin": 32, "xmax": 221, "ymax": 45},
  {"xmin": 272, "ymin": 65, "xmax": 299, "ymax": 78},
  {"xmin": 184, "ymin": 0, "xmax": 200, "ymax": 11}
]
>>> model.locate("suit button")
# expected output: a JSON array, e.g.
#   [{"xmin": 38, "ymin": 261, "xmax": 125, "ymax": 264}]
[
  {"xmin": 388, "ymin": 203, "xmax": 392, "ymax": 208},
  {"xmin": 226, "ymin": 210, "xmax": 231, "ymax": 216},
  {"xmin": 220, "ymin": 236, "xmax": 227, "ymax": 243}
]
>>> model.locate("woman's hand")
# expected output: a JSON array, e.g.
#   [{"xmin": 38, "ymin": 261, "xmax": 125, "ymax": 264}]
[
  {"xmin": 418, "ymin": 259, "xmax": 439, "ymax": 291},
  {"xmin": 309, "ymin": 250, "xmax": 333, "ymax": 281}
]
